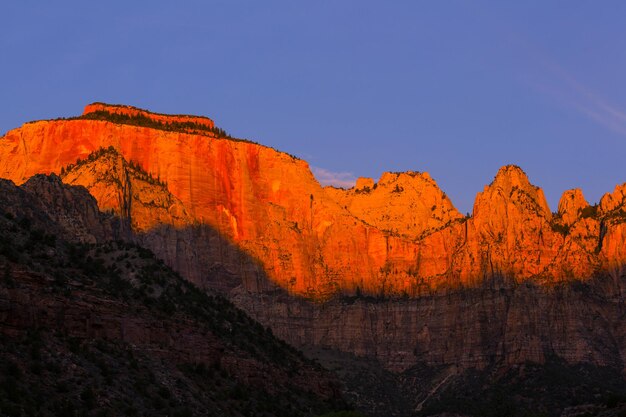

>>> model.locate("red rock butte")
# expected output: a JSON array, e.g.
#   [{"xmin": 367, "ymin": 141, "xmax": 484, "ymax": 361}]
[{"xmin": 2, "ymin": 103, "xmax": 626, "ymax": 299}]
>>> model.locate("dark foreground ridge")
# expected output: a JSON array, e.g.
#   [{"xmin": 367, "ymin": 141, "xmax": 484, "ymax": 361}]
[{"xmin": 0, "ymin": 175, "xmax": 349, "ymax": 417}]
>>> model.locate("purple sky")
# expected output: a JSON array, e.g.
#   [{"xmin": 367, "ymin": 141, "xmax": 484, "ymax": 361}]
[{"xmin": 2, "ymin": 1, "xmax": 626, "ymax": 213}]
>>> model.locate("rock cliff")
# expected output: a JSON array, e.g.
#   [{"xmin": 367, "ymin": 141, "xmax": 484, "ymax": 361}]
[
  {"xmin": 0, "ymin": 176, "xmax": 345, "ymax": 416},
  {"xmin": 4, "ymin": 105, "xmax": 626, "ymax": 299},
  {"xmin": 325, "ymin": 171, "xmax": 463, "ymax": 239},
  {"xmin": 234, "ymin": 277, "xmax": 626, "ymax": 373},
  {"xmin": 2, "ymin": 104, "xmax": 626, "ymax": 415}
]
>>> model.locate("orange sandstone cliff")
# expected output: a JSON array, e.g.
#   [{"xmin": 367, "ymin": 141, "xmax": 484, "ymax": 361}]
[
  {"xmin": 324, "ymin": 171, "xmax": 463, "ymax": 240},
  {"xmin": 1, "ymin": 103, "xmax": 626, "ymax": 299}
]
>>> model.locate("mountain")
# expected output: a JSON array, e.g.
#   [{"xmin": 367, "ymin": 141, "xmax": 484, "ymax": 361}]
[
  {"xmin": 1, "ymin": 103, "xmax": 626, "ymax": 416},
  {"xmin": 324, "ymin": 172, "xmax": 463, "ymax": 240},
  {"xmin": 3, "ymin": 104, "xmax": 626, "ymax": 298},
  {"xmin": 0, "ymin": 174, "xmax": 347, "ymax": 416}
]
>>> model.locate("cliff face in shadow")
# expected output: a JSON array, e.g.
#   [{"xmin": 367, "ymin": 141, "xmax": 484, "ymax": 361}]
[
  {"xmin": 0, "ymin": 175, "xmax": 346, "ymax": 417},
  {"xmin": 233, "ymin": 277, "xmax": 626, "ymax": 373}
]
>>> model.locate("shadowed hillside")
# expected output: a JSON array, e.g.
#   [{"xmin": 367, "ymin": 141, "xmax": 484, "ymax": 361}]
[{"xmin": 0, "ymin": 175, "xmax": 348, "ymax": 417}]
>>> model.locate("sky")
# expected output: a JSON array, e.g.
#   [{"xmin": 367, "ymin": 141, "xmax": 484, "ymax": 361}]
[{"xmin": 2, "ymin": 1, "xmax": 626, "ymax": 213}]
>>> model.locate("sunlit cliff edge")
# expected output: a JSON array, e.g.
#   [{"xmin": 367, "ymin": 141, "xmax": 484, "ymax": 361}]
[{"xmin": 2, "ymin": 103, "xmax": 626, "ymax": 300}]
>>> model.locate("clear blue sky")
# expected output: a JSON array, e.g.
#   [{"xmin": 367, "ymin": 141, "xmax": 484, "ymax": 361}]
[{"xmin": 2, "ymin": 1, "xmax": 626, "ymax": 213}]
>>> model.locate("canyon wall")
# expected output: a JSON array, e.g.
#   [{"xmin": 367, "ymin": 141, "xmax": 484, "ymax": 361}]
[
  {"xmin": 2, "ymin": 103, "xmax": 626, "ymax": 374},
  {"xmin": 3, "ymin": 104, "xmax": 626, "ymax": 299},
  {"xmin": 233, "ymin": 278, "xmax": 626, "ymax": 372}
]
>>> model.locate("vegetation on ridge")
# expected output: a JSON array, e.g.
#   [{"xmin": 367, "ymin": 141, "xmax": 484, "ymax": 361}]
[
  {"xmin": 88, "ymin": 102, "xmax": 215, "ymax": 122},
  {"xmin": 61, "ymin": 146, "xmax": 169, "ymax": 189},
  {"xmin": 17, "ymin": 108, "xmax": 302, "ymax": 161},
  {"xmin": 77, "ymin": 110, "xmax": 232, "ymax": 138},
  {"xmin": 0, "ymin": 184, "xmax": 348, "ymax": 417}
]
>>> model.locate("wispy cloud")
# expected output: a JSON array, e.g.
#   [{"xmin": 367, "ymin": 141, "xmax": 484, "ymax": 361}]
[
  {"xmin": 311, "ymin": 166, "xmax": 356, "ymax": 188},
  {"xmin": 560, "ymin": 79, "xmax": 626, "ymax": 137},
  {"xmin": 525, "ymin": 46, "xmax": 626, "ymax": 137}
]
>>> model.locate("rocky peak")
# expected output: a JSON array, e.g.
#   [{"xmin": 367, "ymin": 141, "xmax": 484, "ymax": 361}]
[
  {"xmin": 558, "ymin": 188, "xmax": 589, "ymax": 226},
  {"xmin": 355, "ymin": 177, "xmax": 374, "ymax": 190},
  {"xmin": 8, "ymin": 173, "xmax": 113, "ymax": 243},
  {"xmin": 22, "ymin": 173, "xmax": 97, "ymax": 213},
  {"xmin": 59, "ymin": 146, "xmax": 191, "ymax": 232},
  {"xmin": 491, "ymin": 164, "xmax": 532, "ymax": 188},
  {"xmin": 331, "ymin": 170, "xmax": 462, "ymax": 239},
  {"xmin": 377, "ymin": 170, "xmax": 432, "ymax": 186},
  {"xmin": 474, "ymin": 165, "xmax": 551, "ymax": 220},
  {"xmin": 599, "ymin": 183, "xmax": 626, "ymax": 215}
]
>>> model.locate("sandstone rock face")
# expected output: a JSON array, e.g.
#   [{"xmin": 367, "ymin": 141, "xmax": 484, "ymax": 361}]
[
  {"xmin": 454, "ymin": 165, "xmax": 561, "ymax": 282},
  {"xmin": 55, "ymin": 147, "xmax": 267, "ymax": 292},
  {"xmin": 60, "ymin": 147, "xmax": 193, "ymax": 232},
  {"xmin": 2, "ymin": 104, "xmax": 626, "ymax": 378},
  {"xmin": 396, "ymin": 166, "xmax": 591, "ymax": 289},
  {"xmin": 0, "ymin": 174, "xmax": 114, "ymax": 244},
  {"xmin": 2, "ymin": 105, "xmax": 626, "ymax": 299},
  {"xmin": 354, "ymin": 177, "xmax": 374, "ymax": 190},
  {"xmin": 558, "ymin": 188, "xmax": 589, "ymax": 226},
  {"xmin": 599, "ymin": 183, "xmax": 626, "ymax": 214},
  {"xmin": 328, "ymin": 171, "xmax": 463, "ymax": 240},
  {"xmin": 234, "ymin": 278, "xmax": 626, "ymax": 372},
  {"xmin": 0, "ymin": 112, "xmax": 424, "ymax": 297}
]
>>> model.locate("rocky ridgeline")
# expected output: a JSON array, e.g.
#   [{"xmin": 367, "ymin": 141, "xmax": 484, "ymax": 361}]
[
  {"xmin": 0, "ymin": 175, "xmax": 346, "ymax": 416},
  {"xmin": 2, "ymin": 104, "xmax": 626, "ymax": 415},
  {"xmin": 3, "ymin": 107, "xmax": 626, "ymax": 299}
]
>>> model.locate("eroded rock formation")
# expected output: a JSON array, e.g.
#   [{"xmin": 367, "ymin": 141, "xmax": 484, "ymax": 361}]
[
  {"xmin": 2, "ymin": 104, "xmax": 626, "ymax": 403},
  {"xmin": 2, "ymin": 103, "xmax": 626, "ymax": 300}
]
